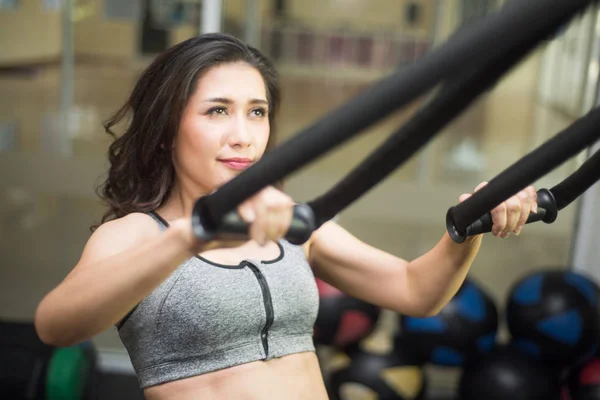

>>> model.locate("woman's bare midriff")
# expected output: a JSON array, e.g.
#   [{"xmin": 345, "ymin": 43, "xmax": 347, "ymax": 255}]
[{"xmin": 143, "ymin": 351, "xmax": 329, "ymax": 400}]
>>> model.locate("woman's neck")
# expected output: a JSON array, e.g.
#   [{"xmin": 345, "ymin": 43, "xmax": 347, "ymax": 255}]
[{"xmin": 157, "ymin": 180, "xmax": 211, "ymax": 221}]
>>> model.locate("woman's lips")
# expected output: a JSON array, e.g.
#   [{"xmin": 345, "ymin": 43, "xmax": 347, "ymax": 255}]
[{"xmin": 219, "ymin": 158, "xmax": 252, "ymax": 170}]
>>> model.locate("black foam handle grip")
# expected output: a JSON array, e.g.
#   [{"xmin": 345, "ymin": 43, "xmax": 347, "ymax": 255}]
[
  {"xmin": 446, "ymin": 188, "xmax": 559, "ymax": 243},
  {"xmin": 192, "ymin": 197, "xmax": 316, "ymax": 245}
]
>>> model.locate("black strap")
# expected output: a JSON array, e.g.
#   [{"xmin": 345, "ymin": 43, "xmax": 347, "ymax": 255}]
[{"xmin": 551, "ymin": 148, "xmax": 600, "ymax": 211}]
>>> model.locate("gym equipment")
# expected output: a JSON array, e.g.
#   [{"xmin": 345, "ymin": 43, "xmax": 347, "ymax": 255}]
[
  {"xmin": 564, "ymin": 355, "xmax": 600, "ymax": 400},
  {"xmin": 507, "ymin": 269, "xmax": 600, "ymax": 371},
  {"xmin": 328, "ymin": 339, "xmax": 426, "ymax": 400},
  {"xmin": 458, "ymin": 344, "xmax": 561, "ymax": 400},
  {"xmin": 397, "ymin": 278, "xmax": 498, "ymax": 366},
  {"xmin": 187, "ymin": 0, "xmax": 600, "ymax": 248},
  {"xmin": 313, "ymin": 278, "xmax": 381, "ymax": 349},
  {"xmin": 0, "ymin": 320, "xmax": 97, "ymax": 400},
  {"xmin": 46, "ymin": 341, "xmax": 97, "ymax": 400}
]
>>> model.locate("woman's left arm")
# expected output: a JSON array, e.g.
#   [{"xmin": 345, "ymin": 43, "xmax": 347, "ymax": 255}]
[{"xmin": 304, "ymin": 182, "xmax": 538, "ymax": 317}]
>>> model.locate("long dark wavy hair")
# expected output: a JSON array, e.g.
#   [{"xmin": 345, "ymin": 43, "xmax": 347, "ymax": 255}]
[{"xmin": 93, "ymin": 33, "xmax": 281, "ymax": 230}]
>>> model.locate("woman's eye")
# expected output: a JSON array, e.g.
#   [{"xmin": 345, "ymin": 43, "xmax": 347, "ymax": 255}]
[
  {"xmin": 208, "ymin": 107, "xmax": 227, "ymax": 115},
  {"xmin": 251, "ymin": 108, "xmax": 268, "ymax": 117}
]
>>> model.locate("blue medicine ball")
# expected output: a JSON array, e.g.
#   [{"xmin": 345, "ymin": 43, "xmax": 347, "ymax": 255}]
[
  {"xmin": 397, "ymin": 278, "xmax": 498, "ymax": 367},
  {"xmin": 506, "ymin": 269, "xmax": 600, "ymax": 371}
]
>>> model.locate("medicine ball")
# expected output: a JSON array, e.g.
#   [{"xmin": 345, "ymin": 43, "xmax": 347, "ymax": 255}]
[
  {"xmin": 564, "ymin": 356, "xmax": 600, "ymax": 400},
  {"xmin": 314, "ymin": 278, "xmax": 381, "ymax": 349},
  {"xmin": 46, "ymin": 340, "xmax": 98, "ymax": 400},
  {"xmin": 398, "ymin": 278, "xmax": 498, "ymax": 366},
  {"xmin": 459, "ymin": 344, "xmax": 561, "ymax": 400},
  {"xmin": 506, "ymin": 269, "xmax": 600, "ymax": 371},
  {"xmin": 0, "ymin": 321, "xmax": 98, "ymax": 400},
  {"xmin": 328, "ymin": 337, "xmax": 427, "ymax": 400}
]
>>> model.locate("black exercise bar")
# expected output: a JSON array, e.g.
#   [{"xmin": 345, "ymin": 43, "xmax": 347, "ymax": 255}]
[
  {"xmin": 306, "ymin": 27, "xmax": 540, "ymax": 229},
  {"xmin": 192, "ymin": 0, "xmax": 596, "ymax": 243},
  {"xmin": 446, "ymin": 148, "xmax": 600, "ymax": 241},
  {"xmin": 550, "ymin": 148, "xmax": 600, "ymax": 211},
  {"xmin": 446, "ymin": 108, "xmax": 600, "ymax": 243}
]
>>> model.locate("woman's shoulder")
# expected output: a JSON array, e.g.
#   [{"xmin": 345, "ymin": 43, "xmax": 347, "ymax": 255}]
[
  {"xmin": 78, "ymin": 212, "xmax": 163, "ymax": 266},
  {"xmin": 97, "ymin": 212, "xmax": 163, "ymax": 237}
]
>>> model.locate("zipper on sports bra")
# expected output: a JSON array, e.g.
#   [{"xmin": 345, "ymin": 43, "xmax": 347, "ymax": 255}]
[{"xmin": 245, "ymin": 262, "xmax": 274, "ymax": 358}]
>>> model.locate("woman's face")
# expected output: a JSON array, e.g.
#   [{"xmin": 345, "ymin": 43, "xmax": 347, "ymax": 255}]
[{"xmin": 173, "ymin": 62, "xmax": 271, "ymax": 195}]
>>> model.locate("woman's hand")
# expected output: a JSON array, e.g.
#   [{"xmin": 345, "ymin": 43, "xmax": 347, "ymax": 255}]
[
  {"xmin": 458, "ymin": 182, "xmax": 538, "ymax": 238},
  {"xmin": 237, "ymin": 186, "xmax": 295, "ymax": 245}
]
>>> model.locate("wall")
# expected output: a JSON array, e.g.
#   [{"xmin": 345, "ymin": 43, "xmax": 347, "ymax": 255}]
[
  {"xmin": 0, "ymin": 0, "xmax": 438, "ymax": 67},
  {"xmin": 0, "ymin": 0, "xmax": 62, "ymax": 66},
  {"xmin": 285, "ymin": 0, "xmax": 436, "ymax": 37},
  {"xmin": 71, "ymin": 0, "xmax": 265, "ymax": 61},
  {"xmin": 74, "ymin": 0, "xmax": 438, "ymax": 62},
  {"xmin": 73, "ymin": 0, "xmax": 138, "ymax": 61}
]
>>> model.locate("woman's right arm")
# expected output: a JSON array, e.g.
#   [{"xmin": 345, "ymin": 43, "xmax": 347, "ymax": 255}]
[
  {"xmin": 34, "ymin": 185, "xmax": 297, "ymax": 347},
  {"xmin": 34, "ymin": 213, "xmax": 198, "ymax": 347}
]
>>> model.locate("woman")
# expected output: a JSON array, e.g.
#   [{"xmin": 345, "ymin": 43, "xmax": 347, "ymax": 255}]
[{"xmin": 34, "ymin": 33, "xmax": 537, "ymax": 399}]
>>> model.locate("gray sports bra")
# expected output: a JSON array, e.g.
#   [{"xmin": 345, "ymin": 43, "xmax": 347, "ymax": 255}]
[{"xmin": 116, "ymin": 212, "xmax": 320, "ymax": 389}]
